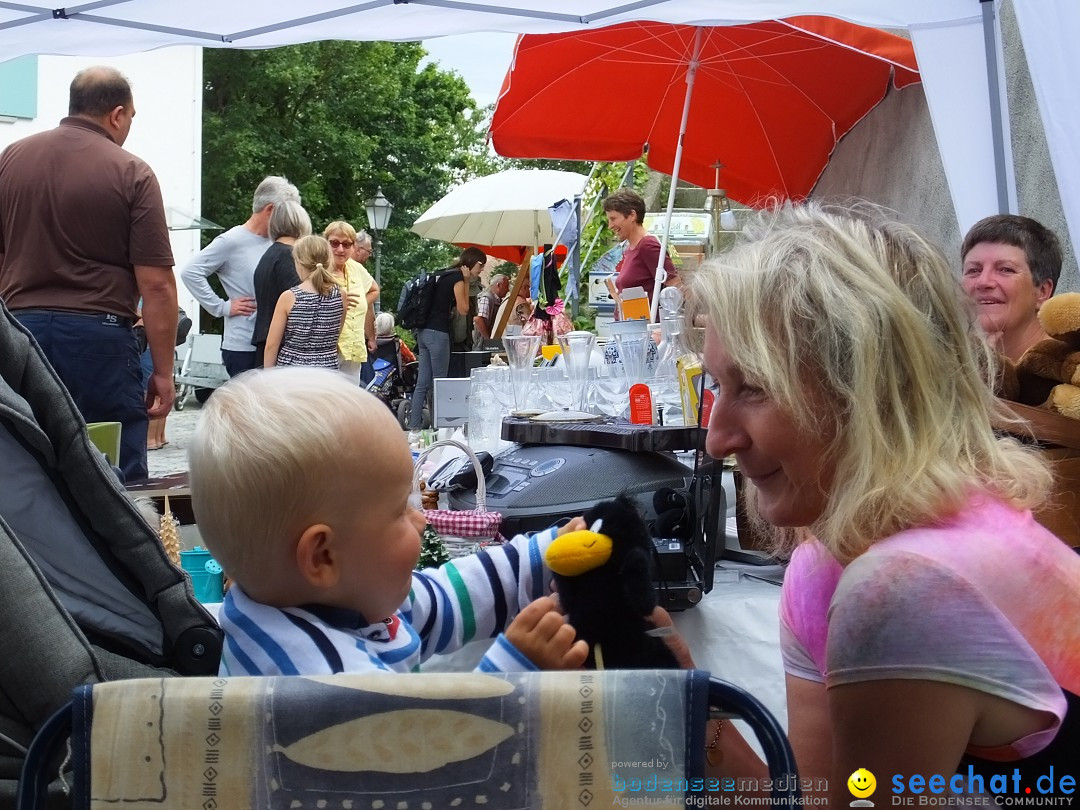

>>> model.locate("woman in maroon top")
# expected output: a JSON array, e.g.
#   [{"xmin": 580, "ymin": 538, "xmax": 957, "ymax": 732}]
[{"xmin": 603, "ymin": 188, "xmax": 679, "ymax": 317}]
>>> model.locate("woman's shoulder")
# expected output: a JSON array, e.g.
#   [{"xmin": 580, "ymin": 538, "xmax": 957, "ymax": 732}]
[
  {"xmin": 436, "ymin": 267, "xmax": 465, "ymax": 290},
  {"xmin": 270, "ymin": 241, "xmax": 294, "ymax": 262},
  {"xmin": 835, "ymin": 493, "xmax": 1080, "ymax": 631},
  {"xmin": 857, "ymin": 493, "xmax": 1074, "ymax": 577},
  {"xmin": 347, "ymin": 259, "xmax": 374, "ymax": 287}
]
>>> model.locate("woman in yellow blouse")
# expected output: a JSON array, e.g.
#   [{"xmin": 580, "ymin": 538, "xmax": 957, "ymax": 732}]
[{"xmin": 323, "ymin": 221, "xmax": 379, "ymax": 384}]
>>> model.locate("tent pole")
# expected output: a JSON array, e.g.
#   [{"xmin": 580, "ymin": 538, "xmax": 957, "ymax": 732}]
[
  {"xmin": 651, "ymin": 27, "xmax": 703, "ymax": 323},
  {"xmin": 981, "ymin": 0, "xmax": 1012, "ymax": 214}
]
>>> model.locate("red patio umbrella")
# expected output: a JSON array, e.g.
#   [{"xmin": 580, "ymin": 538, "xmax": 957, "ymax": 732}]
[
  {"xmin": 490, "ymin": 16, "xmax": 919, "ymax": 319},
  {"xmin": 490, "ymin": 17, "xmax": 919, "ymax": 206}
]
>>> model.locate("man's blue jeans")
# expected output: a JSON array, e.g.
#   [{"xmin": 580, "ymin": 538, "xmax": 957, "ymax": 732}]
[{"xmin": 14, "ymin": 310, "xmax": 148, "ymax": 481}]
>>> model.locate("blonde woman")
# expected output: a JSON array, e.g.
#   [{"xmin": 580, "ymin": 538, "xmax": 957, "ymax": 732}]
[
  {"xmin": 685, "ymin": 203, "xmax": 1080, "ymax": 800},
  {"xmin": 264, "ymin": 235, "xmax": 343, "ymax": 368},
  {"xmin": 324, "ymin": 221, "xmax": 379, "ymax": 384}
]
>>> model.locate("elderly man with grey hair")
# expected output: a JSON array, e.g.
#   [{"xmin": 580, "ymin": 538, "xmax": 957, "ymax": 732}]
[
  {"xmin": 473, "ymin": 273, "xmax": 510, "ymax": 350},
  {"xmin": 181, "ymin": 175, "xmax": 300, "ymax": 376}
]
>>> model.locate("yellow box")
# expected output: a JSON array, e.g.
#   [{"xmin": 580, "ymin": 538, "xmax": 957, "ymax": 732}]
[
  {"xmin": 619, "ymin": 286, "xmax": 650, "ymax": 321},
  {"xmin": 540, "ymin": 344, "xmax": 562, "ymax": 361},
  {"xmin": 676, "ymin": 355, "xmax": 703, "ymax": 425}
]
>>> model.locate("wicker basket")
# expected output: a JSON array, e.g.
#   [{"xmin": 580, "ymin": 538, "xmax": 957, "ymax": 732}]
[{"xmin": 414, "ymin": 439, "xmax": 504, "ymax": 558}]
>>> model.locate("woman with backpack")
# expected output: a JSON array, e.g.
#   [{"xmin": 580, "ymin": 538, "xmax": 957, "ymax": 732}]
[{"xmin": 406, "ymin": 247, "xmax": 487, "ymax": 434}]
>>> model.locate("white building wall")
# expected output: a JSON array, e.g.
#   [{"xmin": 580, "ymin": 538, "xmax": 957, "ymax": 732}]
[{"xmin": 0, "ymin": 48, "xmax": 204, "ymax": 321}]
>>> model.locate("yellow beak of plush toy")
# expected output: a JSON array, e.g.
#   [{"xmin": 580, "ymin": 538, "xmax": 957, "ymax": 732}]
[{"xmin": 545, "ymin": 521, "xmax": 613, "ymax": 576}]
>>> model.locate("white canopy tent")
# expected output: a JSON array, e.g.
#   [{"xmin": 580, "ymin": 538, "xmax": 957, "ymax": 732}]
[{"xmin": 0, "ymin": 0, "xmax": 1075, "ymax": 247}]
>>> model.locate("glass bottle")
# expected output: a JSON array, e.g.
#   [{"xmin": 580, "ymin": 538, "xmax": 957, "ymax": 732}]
[{"xmin": 653, "ymin": 287, "xmax": 690, "ymax": 425}]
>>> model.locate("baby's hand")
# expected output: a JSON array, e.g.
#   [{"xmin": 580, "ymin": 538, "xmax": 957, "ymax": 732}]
[
  {"xmin": 506, "ymin": 596, "xmax": 588, "ymax": 670},
  {"xmin": 557, "ymin": 517, "xmax": 587, "ymax": 536}
]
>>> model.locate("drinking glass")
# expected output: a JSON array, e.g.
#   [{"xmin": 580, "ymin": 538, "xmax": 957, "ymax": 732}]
[
  {"xmin": 614, "ymin": 331, "xmax": 651, "ymax": 385},
  {"xmin": 556, "ymin": 330, "xmax": 596, "ymax": 413},
  {"xmin": 594, "ymin": 365, "xmax": 629, "ymax": 418},
  {"xmin": 502, "ymin": 334, "xmax": 542, "ymax": 411}
]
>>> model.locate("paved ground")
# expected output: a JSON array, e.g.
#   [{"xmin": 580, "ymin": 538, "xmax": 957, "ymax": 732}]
[{"xmin": 147, "ymin": 399, "xmax": 201, "ymax": 478}]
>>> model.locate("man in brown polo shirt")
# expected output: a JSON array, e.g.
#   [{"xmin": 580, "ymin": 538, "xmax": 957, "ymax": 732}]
[{"xmin": 0, "ymin": 66, "xmax": 176, "ymax": 481}]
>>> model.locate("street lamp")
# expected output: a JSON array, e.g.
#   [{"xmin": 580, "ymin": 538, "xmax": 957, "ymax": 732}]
[{"xmin": 365, "ymin": 186, "xmax": 394, "ymax": 311}]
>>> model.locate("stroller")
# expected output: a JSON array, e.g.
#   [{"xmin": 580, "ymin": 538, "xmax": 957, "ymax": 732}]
[
  {"xmin": 0, "ymin": 301, "xmax": 221, "ymax": 806},
  {"xmin": 365, "ymin": 335, "xmax": 428, "ymax": 428}
]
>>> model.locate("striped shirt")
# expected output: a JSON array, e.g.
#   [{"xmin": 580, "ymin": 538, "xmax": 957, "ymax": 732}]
[{"xmin": 219, "ymin": 527, "xmax": 556, "ymax": 676}]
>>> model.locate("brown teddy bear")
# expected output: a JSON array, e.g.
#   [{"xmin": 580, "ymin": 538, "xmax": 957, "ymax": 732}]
[{"xmin": 1011, "ymin": 292, "xmax": 1080, "ymax": 419}]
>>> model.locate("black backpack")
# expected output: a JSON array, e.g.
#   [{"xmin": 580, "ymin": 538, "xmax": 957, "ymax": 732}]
[{"xmin": 397, "ymin": 267, "xmax": 450, "ymax": 330}]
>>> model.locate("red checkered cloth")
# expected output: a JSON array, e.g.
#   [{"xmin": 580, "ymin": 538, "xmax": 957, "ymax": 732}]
[{"xmin": 423, "ymin": 509, "xmax": 504, "ymax": 558}]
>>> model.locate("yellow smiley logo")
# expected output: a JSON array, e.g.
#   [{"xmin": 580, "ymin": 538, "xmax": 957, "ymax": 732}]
[{"xmin": 848, "ymin": 768, "xmax": 877, "ymax": 799}]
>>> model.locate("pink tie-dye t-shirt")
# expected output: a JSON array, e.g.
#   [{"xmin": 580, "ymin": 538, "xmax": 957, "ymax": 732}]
[{"xmin": 779, "ymin": 493, "xmax": 1080, "ymax": 758}]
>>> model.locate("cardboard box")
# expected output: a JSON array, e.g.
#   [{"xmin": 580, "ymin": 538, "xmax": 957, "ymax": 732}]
[{"xmin": 619, "ymin": 285, "xmax": 650, "ymax": 321}]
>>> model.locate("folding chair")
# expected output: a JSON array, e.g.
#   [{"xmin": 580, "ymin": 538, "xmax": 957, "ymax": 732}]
[{"xmin": 18, "ymin": 671, "xmax": 798, "ymax": 809}]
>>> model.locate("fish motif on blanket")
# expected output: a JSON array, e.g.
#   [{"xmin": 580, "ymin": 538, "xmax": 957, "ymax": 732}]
[{"xmin": 272, "ymin": 708, "xmax": 514, "ymax": 773}]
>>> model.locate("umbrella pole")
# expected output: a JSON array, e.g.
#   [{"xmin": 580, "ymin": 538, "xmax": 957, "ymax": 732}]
[{"xmin": 651, "ymin": 27, "xmax": 704, "ymax": 323}]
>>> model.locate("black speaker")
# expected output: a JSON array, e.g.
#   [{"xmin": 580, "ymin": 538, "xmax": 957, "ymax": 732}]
[{"xmin": 448, "ymin": 444, "xmax": 692, "ymax": 537}]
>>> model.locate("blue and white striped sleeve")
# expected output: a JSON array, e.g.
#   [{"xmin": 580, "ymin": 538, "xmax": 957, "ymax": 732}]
[{"xmin": 404, "ymin": 526, "xmax": 557, "ymax": 662}]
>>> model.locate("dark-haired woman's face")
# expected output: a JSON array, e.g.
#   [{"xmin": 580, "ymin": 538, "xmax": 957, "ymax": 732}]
[
  {"xmin": 961, "ymin": 242, "xmax": 1052, "ymax": 351},
  {"xmin": 606, "ymin": 209, "xmax": 637, "ymax": 242}
]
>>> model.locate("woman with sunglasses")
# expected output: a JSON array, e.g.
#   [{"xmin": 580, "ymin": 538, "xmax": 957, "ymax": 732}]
[{"xmin": 323, "ymin": 221, "xmax": 380, "ymax": 385}]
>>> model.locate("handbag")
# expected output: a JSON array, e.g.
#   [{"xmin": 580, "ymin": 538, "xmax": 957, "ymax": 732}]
[{"xmin": 413, "ymin": 439, "xmax": 503, "ymax": 560}]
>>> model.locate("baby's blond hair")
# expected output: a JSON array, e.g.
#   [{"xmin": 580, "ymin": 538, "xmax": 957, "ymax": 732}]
[{"xmin": 189, "ymin": 367, "xmax": 404, "ymax": 587}]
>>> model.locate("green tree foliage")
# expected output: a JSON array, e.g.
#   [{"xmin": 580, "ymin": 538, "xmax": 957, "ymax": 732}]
[{"xmin": 202, "ymin": 42, "xmax": 487, "ymax": 310}]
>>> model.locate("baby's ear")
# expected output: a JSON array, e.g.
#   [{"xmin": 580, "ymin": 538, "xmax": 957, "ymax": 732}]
[{"xmin": 295, "ymin": 524, "xmax": 339, "ymax": 588}]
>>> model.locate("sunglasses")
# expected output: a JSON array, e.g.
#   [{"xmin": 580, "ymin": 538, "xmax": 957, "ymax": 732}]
[{"xmin": 328, "ymin": 239, "xmax": 354, "ymax": 249}]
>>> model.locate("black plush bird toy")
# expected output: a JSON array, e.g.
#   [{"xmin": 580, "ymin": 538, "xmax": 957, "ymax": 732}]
[{"xmin": 545, "ymin": 495, "xmax": 680, "ymax": 669}]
